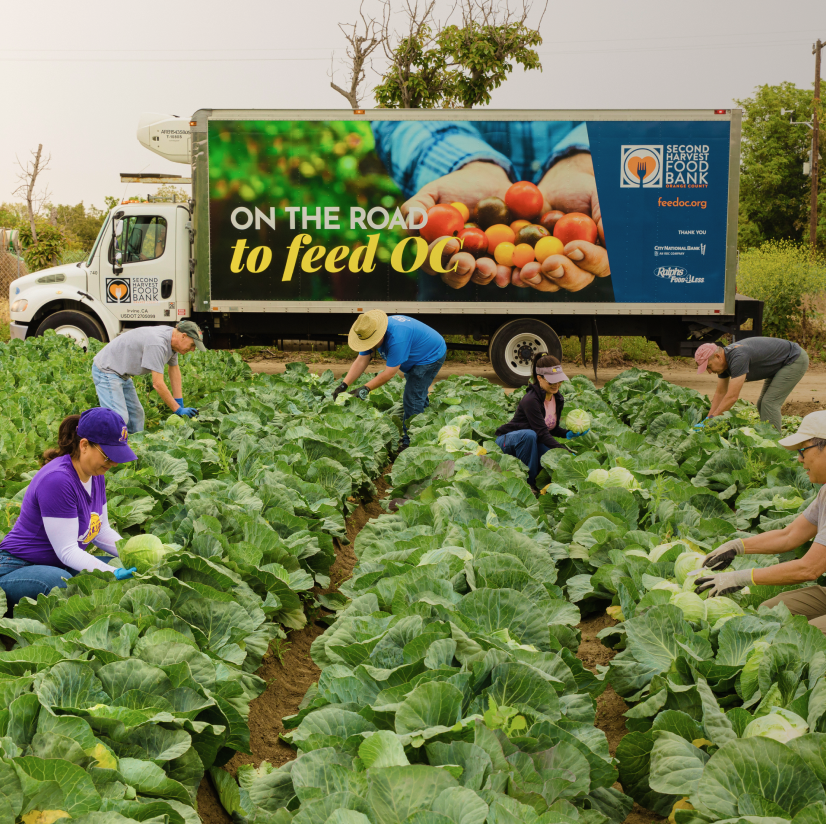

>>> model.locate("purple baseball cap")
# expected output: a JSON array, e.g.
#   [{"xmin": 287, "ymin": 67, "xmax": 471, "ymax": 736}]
[{"xmin": 77, "ymin": 408, "xmax": 137, "ymax": 463}]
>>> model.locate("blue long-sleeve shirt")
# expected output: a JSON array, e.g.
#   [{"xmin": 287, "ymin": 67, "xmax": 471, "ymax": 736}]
[{"xmin": 371, "ymin": 120, "xmax": 589, "ymax": 198}]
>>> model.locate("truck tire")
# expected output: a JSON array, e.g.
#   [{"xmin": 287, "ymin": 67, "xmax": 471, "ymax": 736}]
[
  {"xmin": 35, "ymin": 311, "xmax": 107, "ymax": 350},
  {"xmin": 488, "ymin": 319, "xmax": 562, "ymax": 387}
]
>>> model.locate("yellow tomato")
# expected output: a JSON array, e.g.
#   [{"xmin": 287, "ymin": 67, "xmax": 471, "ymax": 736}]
[
  {"xmin": 450, "ymin": 202, "xmax": 470, "ymax": 222},
  {"xmin": 535, "ymin": 235, "xmax": 565, "ymax": 263},
  {"xmin": 494, "ymin": 242, "xmax": 516, "ymax": 267}
]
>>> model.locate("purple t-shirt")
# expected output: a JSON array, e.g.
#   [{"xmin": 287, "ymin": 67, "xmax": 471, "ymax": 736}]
[{"xmin": 1, "ymin": 454, "xmax": 107, "ymax": 566}]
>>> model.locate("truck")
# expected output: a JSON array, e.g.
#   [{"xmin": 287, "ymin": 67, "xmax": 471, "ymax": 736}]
[{"xmin": 8, "ymin": 108, "xmax": 761, "ymax": 386}]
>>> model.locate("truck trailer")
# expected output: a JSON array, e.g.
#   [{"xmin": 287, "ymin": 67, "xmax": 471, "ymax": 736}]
[{"xmin": 8, "ymin": 108, "xmax": 761, "ymax": 385}]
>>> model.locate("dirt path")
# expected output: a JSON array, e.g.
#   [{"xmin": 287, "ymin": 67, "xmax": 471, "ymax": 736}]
[
  {"xmin": 577, "ymin": 613, "xmax": 664, "ymax": 824},
  {"xmin": 196, "ymin": 471, "xmax": 392, "ymax": 824}
]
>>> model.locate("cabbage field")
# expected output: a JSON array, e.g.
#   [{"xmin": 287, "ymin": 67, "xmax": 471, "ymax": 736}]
[{"xmin": 0, "ymin": 334, "xmax": 825, "ymax": 824}]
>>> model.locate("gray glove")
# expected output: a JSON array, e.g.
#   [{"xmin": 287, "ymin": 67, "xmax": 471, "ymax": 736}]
[
  {"xmin": 694, "ymin": 568, "xmax": 751, "ymax": 598},
  {"xmin": 349, "ymin": 386, "xmax": 371, "ymax": 401},
  {"xmin": 701, "ymin": 538, "xmax": 745, "ymax": 571}
]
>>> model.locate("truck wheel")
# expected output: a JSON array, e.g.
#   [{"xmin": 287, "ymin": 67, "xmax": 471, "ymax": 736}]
[
  {"xmin": 35, "ymin": 311, "xmax": 107, "ymax": 350},
  {"xmin": 488, "ymin": 319, "xmax": 562, "ymax": 387}
]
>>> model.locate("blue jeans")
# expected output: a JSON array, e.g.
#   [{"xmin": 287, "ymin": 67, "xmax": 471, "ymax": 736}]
[
  {"xmin": 495, "ymin": 429, "xmax": 550, "ymax": 486},
  {"xmin": 92, "ymin": 363, "xmax": 145, "ymax": 433},
  {"xmin": 0, "ymin": 547, "xmax": 72, "ymax": 609},
  {"xmin": 401, "ymin": 355, "xmax": 446, "ymax": 445}
]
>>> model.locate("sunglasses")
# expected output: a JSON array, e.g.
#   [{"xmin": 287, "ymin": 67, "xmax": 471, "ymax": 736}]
[
  {"xmin": 797, "ymin": 444, "xmax": 818, "ymax": 458},
  {"xmin": 92, "ymin": 443, "xmax": 116, "ymax": 466}
]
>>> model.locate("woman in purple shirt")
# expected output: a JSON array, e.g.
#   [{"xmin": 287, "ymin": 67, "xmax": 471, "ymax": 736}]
[{"xmin": 0, "ymin": 407, "xmax": 138, "ymax": 607}]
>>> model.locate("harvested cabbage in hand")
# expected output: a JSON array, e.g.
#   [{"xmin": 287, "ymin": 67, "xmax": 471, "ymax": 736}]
[
  {"xmin": 120, "ymin": 534, "xmax": 170, "ymax": 574},
  {"xmin": 565, "ymin": 409, "xmax": 591, "ymax": 434}
]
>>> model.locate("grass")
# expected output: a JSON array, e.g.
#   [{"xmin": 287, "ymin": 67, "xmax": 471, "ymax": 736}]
[{"xmin": 0, "ymin": 299, "xmax": 9, "ymax": 343}]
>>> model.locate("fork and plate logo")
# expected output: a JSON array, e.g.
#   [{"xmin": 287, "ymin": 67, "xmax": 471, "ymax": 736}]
[{"xmin": 620, "ymin": 145, "xmax": 663, "ymax": 188}]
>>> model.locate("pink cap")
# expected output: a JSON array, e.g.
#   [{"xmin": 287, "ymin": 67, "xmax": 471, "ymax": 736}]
[{"xmin": 694, "ymin": 342, "xmax": 719, "ymax": 374}]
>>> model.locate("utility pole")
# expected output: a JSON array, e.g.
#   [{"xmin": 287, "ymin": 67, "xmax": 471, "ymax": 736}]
[{"xmin": 812, "ymin": 39, "xmax": 823, "ymax": 248}]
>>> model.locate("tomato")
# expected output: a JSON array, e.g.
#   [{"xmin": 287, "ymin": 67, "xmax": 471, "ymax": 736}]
[
  {"xmin": 534, "ymin": 235, "xmax": 565, "ymax": 263},
  {"xmin": 553, "ymin": 212, "xmax": 598, "ymax": 245},
  {"xmin": 484, "ymin": 224, "xmax": 516, "ymax": 253},
  {"xmin": 457, "ymin": 227, "xmax": 488, "ymax": 256},
  {"xmin": 515, "ymin": 224, "xmax": 549, "ymax": 247},
  {"xmin": 421, "ymin": 204, "xmax": 465, "ymax": 244},
  {"xmin": 510, "ymin": 219, "xmax": 531, "ymax": 235},
  {"xmin": 451, "ymin": 202, "xmax": 470, "ymax": 222},
  {"xmin": 494, "ymin": 242, "xmax": 515, "ymax": 267},
  {"xmin": 512, "ymin": 243, "xmax": 536, "ymax": 268},
  {"xmin": 539, "ymin": 210, "xmax": 566, "ymax": 233},
  {"xmin": 505, "ymin": 181, "xmax": 544, "ymax": 220}
]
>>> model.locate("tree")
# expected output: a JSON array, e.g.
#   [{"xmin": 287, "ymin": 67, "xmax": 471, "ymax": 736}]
[
  {"xmin": 153, "ymin": 184, "xmax": 190, "ymax": 203},
  {"xmin": 329, "ymin": 0, "xmax": 386, "ymax": 108},
  {"xmin": 11, "ymin": 144, "xmax": 51, "ymax": 245},
  {"xmin": 735, "ymin": 82, "xmax": 825, "ymax": 249}
]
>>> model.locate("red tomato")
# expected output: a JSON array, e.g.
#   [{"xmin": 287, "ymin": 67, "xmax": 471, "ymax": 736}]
[
  {"xmin": 505, "ymin": 181, "xmax": 544, "ymax": 220},
  {"xmin": 538, "ymin": 210, "xmax": 566, "ymax": 233},
  {"xmin": 553, "ymin": 212, "xmax": 598, "ymax": 245},
  {"xmin": 421, "ymin": 204, "xmax": 465, "ymax": 244},
  {"xmin": 457, "ymin": 227, "xmax": 488, "ymax": 256}
]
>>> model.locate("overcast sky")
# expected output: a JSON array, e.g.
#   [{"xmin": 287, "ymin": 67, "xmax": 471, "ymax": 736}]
[{"xmin": 2, "ymin": 0, "xmax": 824, "ymax": 211}]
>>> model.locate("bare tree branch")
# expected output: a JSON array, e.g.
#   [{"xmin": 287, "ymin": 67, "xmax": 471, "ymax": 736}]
[
  {"xmin": 329, "ymin": 0, "xmax": 387, "ymax": 108},
  {"xmin": 12, "ymin": 144, "xmax": 51, "ymax": 245}
]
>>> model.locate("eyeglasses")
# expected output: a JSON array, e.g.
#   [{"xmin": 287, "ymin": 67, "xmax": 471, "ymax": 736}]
[
  {"xmin": 92, "ymin": 443, "xmax": 116, "ymax": 466},
  {"xmin": 797, "ymin": 444, "xmax": 818, "ymax": 458}
]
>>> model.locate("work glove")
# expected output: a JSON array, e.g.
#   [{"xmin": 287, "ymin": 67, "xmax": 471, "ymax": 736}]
[
  {"xmin": 332, "ymin": 382, "xmax": 348, "ymax": 400},
  {"xmin": 349, "ymin": 386, "xmax": 371, "ymax": 401},
  {"xmin": 702, "ymin": 538, "xmax": 745, "ymax": 571},
  {"xmin": 174, "ymin": 398, "xmax": 184, "ymax": 408},
  {"xmin": 175, "ymin": 406, "xmax": 198, "ymax": 418},
  {"xmin": 114, "ymin": 566, "xmax": 137, "ymax": 580},
  {"xmin": 566, "ymin": 429, "xmax": 590, "ymax": 439},
  {"xmin": 694, "ymin": 568, "xmax": 751, "ymax": 598},
  {"xmin": 693, "ymin": 417, "xmax": 709, "ymax": 430}
]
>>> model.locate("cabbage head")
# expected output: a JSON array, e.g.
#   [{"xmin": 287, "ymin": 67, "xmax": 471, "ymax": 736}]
[
  {"xmin": 704, "ymin": 596, "xmax": 744, "ymax": 626},
  {"xmin": 669, "ymin": 591, "xmax": 707, "ymax": 623},
  {"xmin": 604, "ymin": 467, "xmax": 638, "ymax": 489},
  {"xmin": 673, "ymin": 551, "xmax": 707, "ymax": 585},
  {"xmin": 742, "ymin": 708, "xmax": 808, "ymax": 743},
  {"xmin": 120, "ymin": 534, "xmax": 169, "ymax": 574},
  {"xmin": 652, "ymin": 580, "xmax": 681, "ymax": 594},
  {"xmin": 586, "ymin": 468, "xmax": 611, "ymax": 486},
  {"xmin": 165, "ymin": 414, "xmax": 186, "ymax": 427},
  {"xmin": 438, "ymin": 425, "xmax": 461, "ymax": 444},
  {"xmin": 565, "ymin": 409, "xmax": 591, "ymax": 434},
  {"xmin": 649, "ymin": 540, "xmax": 690, "ymax": 563}
]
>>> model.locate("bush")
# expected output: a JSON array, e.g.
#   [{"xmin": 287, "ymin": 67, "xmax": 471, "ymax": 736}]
[{"xmin": 737, "ymin": 240, "xmax": 826, "ymax": 340}]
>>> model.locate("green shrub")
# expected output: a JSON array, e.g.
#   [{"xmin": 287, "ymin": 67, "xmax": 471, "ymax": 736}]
[{"xmin": 737, "ymin": 240, "xmax": 826, "ymax": 339}]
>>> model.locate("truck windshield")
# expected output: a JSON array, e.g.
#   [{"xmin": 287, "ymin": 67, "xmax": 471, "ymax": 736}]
[{"xmin": 86, "ymin": 215, "xmax": 110, "ymax": 267}]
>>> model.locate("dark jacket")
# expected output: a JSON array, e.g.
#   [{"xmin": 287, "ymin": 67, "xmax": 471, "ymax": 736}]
[{"xmin": 495, "ymin": 382, "xmax": 571, "ymax": 450}]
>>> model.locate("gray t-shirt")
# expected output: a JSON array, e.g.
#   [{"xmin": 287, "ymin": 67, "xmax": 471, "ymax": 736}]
[
  {"xmin": 93, "ymin": 326, "xmax": 178, "ymax": 377},
  {"xmin": 720, "ymin": 337, "xmax": 801, "ymax": 383},
  {"xmin": 803, "ymin": 486, "xmax": 826, "ymax": 547}
]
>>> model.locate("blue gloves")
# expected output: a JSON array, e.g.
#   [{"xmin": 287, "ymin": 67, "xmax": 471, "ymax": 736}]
[
  {"xmin": 349, "ymin": 386, "xmax": 371, "ymax": 400},
  {"xmin": 566, "ymin": 429, "xmax": 590, "ymax": 439},
  {"xmin": 114, "ymin": 567, "xmax": 137, "ymax": 580},
  {"xmin": 174, "ymin": 398, "xmax": 184, "ymax": 407},
  {"xmin": 175, "ymin": 405, "xmax": 198, "ymax": 418},
  {"xmin": 694, "ymin": 416, "xmax": 711, "ymax": 430}
]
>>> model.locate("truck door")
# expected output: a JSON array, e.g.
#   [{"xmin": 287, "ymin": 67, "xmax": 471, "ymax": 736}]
[{"xmin": 106, "ymin": 212, "xmax": 177, "ymax": 323}]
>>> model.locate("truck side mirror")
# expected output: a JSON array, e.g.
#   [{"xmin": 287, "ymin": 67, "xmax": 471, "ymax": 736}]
[{"xmin": 112, "ymin": 210, "xmax": 125, "ymax": 275}]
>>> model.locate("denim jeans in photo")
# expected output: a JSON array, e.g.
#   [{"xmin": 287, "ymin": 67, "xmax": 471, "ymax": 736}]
[
  {"xmin": 401, "ymin": 355, "xmax": 446, "ymax": 445},
  {"xmin": 495, "ymin": 429, "xmax": 550, "ymax": 486},
  {"xmin": 0, "ymin": 547, "xmax": 72, "ymax": 609},
  {"xmin": 92, "ymin": 362, "xmax": 146, "ymax": 433}
]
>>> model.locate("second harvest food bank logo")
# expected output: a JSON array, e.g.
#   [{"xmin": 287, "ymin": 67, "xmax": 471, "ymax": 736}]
[
  {"xmin": 106, "ymin": 278, "xmax": 130, "ymax": 303},
  {"xmin": 620, "ymin": 146, "xmax": 663, "ymax": 188}
]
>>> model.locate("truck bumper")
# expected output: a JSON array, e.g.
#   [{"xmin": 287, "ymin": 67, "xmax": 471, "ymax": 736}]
[{"xmin": 9, "ymin": 321, "xmax": 28, "ymax": 341}]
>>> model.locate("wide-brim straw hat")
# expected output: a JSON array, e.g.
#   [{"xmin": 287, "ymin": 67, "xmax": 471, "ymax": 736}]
[{"xmin": 348, "ymin": 310, "xmax": 389, "ymax": 351}]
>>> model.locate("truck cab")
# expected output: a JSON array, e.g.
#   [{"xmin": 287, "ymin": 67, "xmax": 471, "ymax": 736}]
[{"xmin": 8, "ymin": 201, "xmax": 192, "ymax": 347}]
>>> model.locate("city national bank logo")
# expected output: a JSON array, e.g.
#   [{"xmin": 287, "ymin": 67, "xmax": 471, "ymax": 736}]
[
  {"xmin": 654, "ymin": 266, "xmax": 705, "ymax": 284},
  {"xmin": 106, "ymin": 278, "xmax": 131, "ymax": 303},
  {"xmin": 621, "ymin": 146, "xmax": 663, "ymax": 188}
]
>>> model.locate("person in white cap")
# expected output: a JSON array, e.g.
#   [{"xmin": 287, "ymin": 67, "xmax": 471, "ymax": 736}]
[
  {"xmin": 693, "ymin": 410, "xmax": 826, "ymax": 633},
  {"xmin": 694, "ymin": 337, "xmax": 808, "ymax": 432},
  {"xmin": 334, "ymin": 311, "xmax": 447, "ymax": 448}
]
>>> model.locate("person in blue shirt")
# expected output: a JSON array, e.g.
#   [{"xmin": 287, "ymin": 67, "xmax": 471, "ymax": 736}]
[
  {"xmin": 371, "ymin": 120, "xmax": 612, "ymax": 302},
  {"xmin": 333, "ymin": 311, "xmax": 447, "ymax": 448}
]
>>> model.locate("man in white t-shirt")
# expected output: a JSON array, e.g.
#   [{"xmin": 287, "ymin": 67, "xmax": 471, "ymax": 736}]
[
  {"xmin": 92, "ymin": 320, "xmax": 206, "ymax": 433},
  {"xmin": 694, "ymin": 411, "xmax": 826, "ymax": 634}
]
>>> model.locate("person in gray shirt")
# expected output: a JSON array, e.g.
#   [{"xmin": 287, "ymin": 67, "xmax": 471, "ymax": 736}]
[
  {"xmin": 694, "ymin": 336, "xmax": 808, "ymax": 432},
  {"xmin": 92, "ymin": 321, "xmax": 206, "ymax": 433}
]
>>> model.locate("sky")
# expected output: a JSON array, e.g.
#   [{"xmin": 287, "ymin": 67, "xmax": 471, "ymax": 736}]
[{"xmin": 2, "ymin": 0, "xmax": 824, "ymax": 211}]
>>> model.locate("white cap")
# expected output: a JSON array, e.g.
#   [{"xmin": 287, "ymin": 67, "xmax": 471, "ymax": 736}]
[{"xmin": 778, "ymin": 410, "xmax": 826, "ymax": 448}]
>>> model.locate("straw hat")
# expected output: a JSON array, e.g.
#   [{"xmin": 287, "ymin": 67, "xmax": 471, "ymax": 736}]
[{"xmin": 348, "ymin": 310, "xmax": 388, "ymax": 351}]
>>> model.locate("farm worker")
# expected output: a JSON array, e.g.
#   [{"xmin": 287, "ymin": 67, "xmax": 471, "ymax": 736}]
[
  {"xmin": 494, "ymin": 353, "xmax": 589, "ymax": 492},
  {"xmin": 333, "ymin": 311, "xmax": 446, "ymax": 449},
  {"xmin": 0, "ymin": 409, "xmax": 138, "ymax": 608},
  {"xmin": 372, "ymin": 120, "xmax": 612, "ymax": 300},
  {"xmin": 92, "ymin": 320, "xmax": 207, "ymax": 434},
  {"xmin": 694, "ymin": 337, "xmax": 808, "ymax": 433},
  {"xmin": 694, "ymin": 411, "xmax": 826, "ymax": 634}
]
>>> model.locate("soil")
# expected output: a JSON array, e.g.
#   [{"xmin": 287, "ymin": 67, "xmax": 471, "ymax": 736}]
[
  {"xmin": 577, "ymin": 613, "xmax": 665, "ymax": 824},
  {"xmin": 196, "ymin": 470, "xmax": 392, "ymax": 823}
]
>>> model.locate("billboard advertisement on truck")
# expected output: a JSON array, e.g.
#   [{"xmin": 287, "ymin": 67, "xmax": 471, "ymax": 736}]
[{"xmin": 206, "ymin": 113, "xmax": 737, "ymax": 309}]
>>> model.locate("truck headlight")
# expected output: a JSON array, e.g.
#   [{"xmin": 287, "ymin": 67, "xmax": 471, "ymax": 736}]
[{"xmin": 11, "ymin": 299, "xmax": 27, "ymax": 313}]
